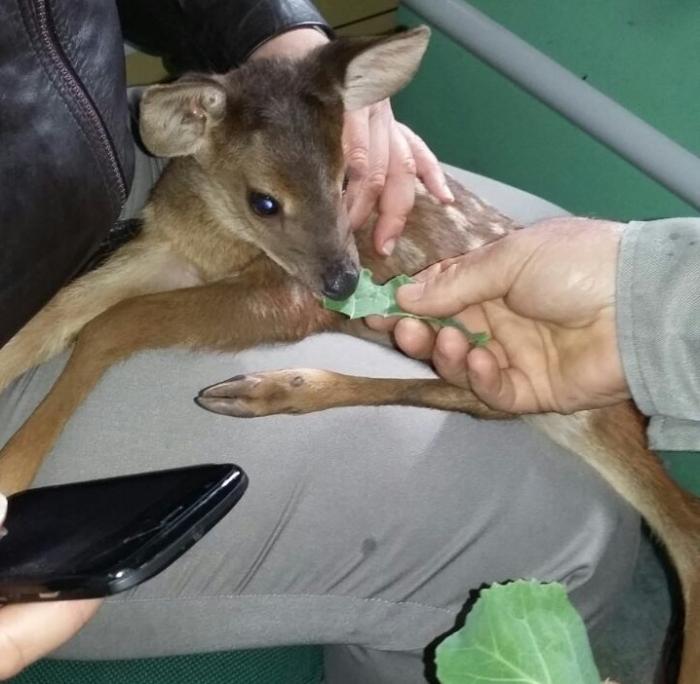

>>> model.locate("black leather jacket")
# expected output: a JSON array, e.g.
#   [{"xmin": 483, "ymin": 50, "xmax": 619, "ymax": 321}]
[{"xmin": 0, "ymin": 0, "xmax": 330, "ymax": 347}]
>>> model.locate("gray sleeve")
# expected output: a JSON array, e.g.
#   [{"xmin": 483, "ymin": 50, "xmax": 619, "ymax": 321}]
[{"xmin": 616, "ymin": 218, "xmax": 700, "ymax": 451}]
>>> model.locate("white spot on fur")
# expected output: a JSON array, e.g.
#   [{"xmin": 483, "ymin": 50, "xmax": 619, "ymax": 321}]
[
  {"xmin": 445, "ymin": 205, "xmax": 469, "ymax": 231},
  {"xmin": 444, "ymin": 206, "xmax": 490, "ymax": 250},
  {"xmin": 396, "ymin": 238, "xmax": 427, "ymax": 270},
  {"xmin": 466, "ymin": 234, "xmax": 489, "ymax": 250}
]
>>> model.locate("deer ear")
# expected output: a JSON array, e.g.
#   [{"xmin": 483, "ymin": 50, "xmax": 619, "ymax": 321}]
[
  {"xmin": 139, "ymin": 80, "xmax": 227, "ymax": 157},
  {"xmin": 318, "ymin": 26, "xmax": 430, "ymax": 111}
]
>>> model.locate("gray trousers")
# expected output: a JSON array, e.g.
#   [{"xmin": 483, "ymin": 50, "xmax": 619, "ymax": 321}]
[{"xmin": 0, "ymin": 157, "xmax": 640, "ymax": 683}]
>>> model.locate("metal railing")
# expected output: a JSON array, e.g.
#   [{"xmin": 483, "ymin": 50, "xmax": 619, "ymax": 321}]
[{"xmin": 403, "ymin": 0, "xmax": 700, "ymax": 210}]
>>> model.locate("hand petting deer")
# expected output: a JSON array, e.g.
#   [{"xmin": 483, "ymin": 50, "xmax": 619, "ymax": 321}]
[{"xmin": 0, "ymin": 27, "xmax": 697, "ymax": 682}]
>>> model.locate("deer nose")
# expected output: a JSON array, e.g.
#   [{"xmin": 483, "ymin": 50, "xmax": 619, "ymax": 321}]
[{"xmin": 321, "ymin": 264, "xmax": 359, "ymax": 300}]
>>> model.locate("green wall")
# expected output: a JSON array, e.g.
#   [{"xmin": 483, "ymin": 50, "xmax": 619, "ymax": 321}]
[{"xmin": 393, "ymin": 1, "xmax": 700, "ymax": 220}]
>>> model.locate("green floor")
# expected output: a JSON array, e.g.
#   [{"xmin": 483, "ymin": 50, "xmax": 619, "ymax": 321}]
[{"xmin": 11, "ymin": 647, "xmax": 323, "ymax": 684}]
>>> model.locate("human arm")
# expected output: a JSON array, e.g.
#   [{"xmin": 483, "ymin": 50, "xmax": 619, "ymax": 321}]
[
  {"xmin": 0, "ymin": 0, "xmax": 132, "ymax": 346},
  {"xmin": 616, "ymin": 218, "xmax": 700, "ymax": 449},
  {"xmin": 116, "ymin": 0, "xmax": 333, "ymax": 71}
]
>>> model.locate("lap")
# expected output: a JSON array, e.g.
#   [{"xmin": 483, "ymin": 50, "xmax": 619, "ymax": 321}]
[{"xmin": 0, "ymin": 333, "xmax": 639, "ymax": 660}]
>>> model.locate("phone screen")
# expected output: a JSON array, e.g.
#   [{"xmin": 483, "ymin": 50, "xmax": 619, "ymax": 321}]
[{"xmin": 0, "ymin": 464, "xmax": 246, "ymax": 599}]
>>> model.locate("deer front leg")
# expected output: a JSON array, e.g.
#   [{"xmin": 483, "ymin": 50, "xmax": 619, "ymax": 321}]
[
  {"xmin": 0, "ymin": 278, "xmax": 339, "ymax": 495},
  {"xmin": 0, "ymin": 240, "xmax": 197, "ymax": 394},
  {"xmin": 197, "ymin": 368, "xmax": 511, "ymax": 420}
]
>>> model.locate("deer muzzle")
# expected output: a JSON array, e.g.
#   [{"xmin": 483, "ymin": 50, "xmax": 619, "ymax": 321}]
[{"xmin": 321, "ymin": 262, "xmax": 360, "ymax": 300}]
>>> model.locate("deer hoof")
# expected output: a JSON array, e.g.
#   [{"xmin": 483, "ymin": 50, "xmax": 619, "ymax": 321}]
[{"xmin": 196, "ymin": 372, "xmax": 299, "ymax": 417}]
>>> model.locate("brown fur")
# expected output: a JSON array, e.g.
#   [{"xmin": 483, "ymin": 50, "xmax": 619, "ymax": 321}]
[{"xmin": 0, "ymin": 27, "xmax": 697, "ymax": 682}]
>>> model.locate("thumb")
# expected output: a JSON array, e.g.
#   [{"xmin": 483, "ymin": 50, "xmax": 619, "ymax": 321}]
[{"xmin": 396, "ymin": 238, "xmax": 518, "ymax": 317}]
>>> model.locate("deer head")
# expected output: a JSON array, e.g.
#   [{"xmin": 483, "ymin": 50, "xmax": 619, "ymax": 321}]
[{"xmin": 139, "ymin": 27, "xmax": 430, "ymax": 299}]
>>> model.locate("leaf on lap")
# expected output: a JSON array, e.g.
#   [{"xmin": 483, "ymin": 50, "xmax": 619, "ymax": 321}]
[{"xmin": 435, "ymin": 580, "xmax": 601, "ymax": 684}]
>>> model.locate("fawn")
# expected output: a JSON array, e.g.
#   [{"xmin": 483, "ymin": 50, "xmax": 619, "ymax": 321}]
[{"xmin": 0, "ymin": 27, "xmax": 698, "ymax": 682}]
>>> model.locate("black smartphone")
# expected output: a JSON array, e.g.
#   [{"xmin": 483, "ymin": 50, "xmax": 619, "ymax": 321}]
[{"xmin": 0, "ymin": 463, "xmax": 247, "ymax": 603}]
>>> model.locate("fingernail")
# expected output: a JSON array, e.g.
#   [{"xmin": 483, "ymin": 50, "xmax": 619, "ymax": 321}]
[
  {"xmin": 399, "ymin": 281, "xmax": 425, "ymax": 301},
  {"xmin": 442, "ymin": 183, "xmax": 455, "ymax": 203},
  {"xmin": 381, "ymin": 238, "xmax": 397, "ymax": 256}
]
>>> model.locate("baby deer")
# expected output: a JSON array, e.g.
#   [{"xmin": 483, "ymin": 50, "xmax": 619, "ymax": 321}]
[{"xmin": 0, "ymin": 27, "xmax": 697, "ymax": 682}]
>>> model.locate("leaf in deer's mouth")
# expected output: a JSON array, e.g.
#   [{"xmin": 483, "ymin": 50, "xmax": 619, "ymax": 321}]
[{"xmin": 322, "ymin": 268, "xmax": 489, "ymax": 347}]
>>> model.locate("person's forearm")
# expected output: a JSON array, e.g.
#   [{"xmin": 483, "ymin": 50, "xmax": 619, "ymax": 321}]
[
  {"xmin": 248, "ymin": 26, "xmax": 328, "ymax": 61},
  {"xmin": 0, "ymin": 0, "xmax": 133, "ymax": 347},
  {"xmin": 616, "ymin": 218, "xmax": 700, "ymax": 450},
  {"xmin": 116, "ymin": 0, "xmax": 332, "ymax": 73}
]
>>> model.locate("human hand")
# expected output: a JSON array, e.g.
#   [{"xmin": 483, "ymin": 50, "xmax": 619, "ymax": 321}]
[
  {"xmin": 0, "ymin": 493, "xmax": 101, "ymax": 680},
  {"xmin": 343, "ymin": 100, "xmax": 454, "ymax": 256},
  {"xmin": 371, "ymin": 217, "xmax": 631, "ymax": 414}
]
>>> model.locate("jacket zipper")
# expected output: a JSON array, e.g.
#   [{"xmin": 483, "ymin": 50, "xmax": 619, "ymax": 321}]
[{"xmin": 32, "ymin": 0, "xmax": 127, "ymax": 206}]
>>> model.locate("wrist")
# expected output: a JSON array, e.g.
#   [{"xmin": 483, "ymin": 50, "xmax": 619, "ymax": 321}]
[{"xmin": 248, "ymin": 27, "xmax": 329, "ymax": 61}]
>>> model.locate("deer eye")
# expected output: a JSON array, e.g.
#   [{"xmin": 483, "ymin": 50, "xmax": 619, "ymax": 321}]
[{"xmin": 249, "ymin": 192, "xmax": 280, "ymax": 217}]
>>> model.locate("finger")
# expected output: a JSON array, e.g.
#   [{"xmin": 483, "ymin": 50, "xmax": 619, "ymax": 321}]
[
  {"xmin": 342, "ymin": 108, "xmax": 370, "ymax": 212},
  {"xmin": 348, "ymin": 103, "xmax": 391, "ymax": 231},
  {"xmin": 393, "ymin": 318, "xmax": 436, "ymax": 360},
  {"xmin": 396, "ymin": 240, "xmax": 522, "ymax": 317},
  {"xmin": 466, "ymin": 347, "xmax": 537, "ymax": 413},
  {"xmin": 372, "ymin": 124, "xmax": 416, "ymax": 255},
  {"xmin": 365, "ymin": 314, "xmax": 399, "ymax": 332},
  {"xmin": 396, "ymin": 122, "xmax": 453, "ymax": 203},
  {"xmin": 432, "ymin": 327, "xmax": 471, "ymax": 388},
  {"xmin": 0, "ymin": 599, "xmax": 101, "ymax": 679}
]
